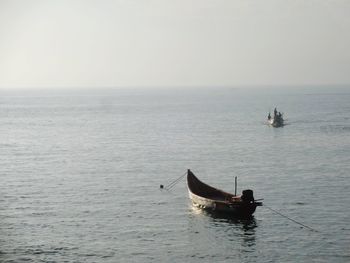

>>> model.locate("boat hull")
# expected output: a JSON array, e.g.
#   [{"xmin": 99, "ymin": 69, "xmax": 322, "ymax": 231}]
[
  {"xmin": 268, "ymin": 118, "xmax": 284, "ymax": 127},
  {"xmin": 187, "ymin": 170, "xmax": 261, "ymax": 217},
  {"xmin": 189, "ymin": 191, "xmax": 258, "ymax": 217}
]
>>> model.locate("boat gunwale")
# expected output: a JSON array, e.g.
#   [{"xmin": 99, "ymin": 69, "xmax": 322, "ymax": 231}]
[{"xmin": 188, "ymin": 190, "xmax": 243, "ymax": 206}]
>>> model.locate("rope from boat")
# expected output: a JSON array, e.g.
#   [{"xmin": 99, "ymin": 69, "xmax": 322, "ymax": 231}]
[
  {"xmin": 264, "ymin": 205, "xmax": 319, "ymax": 232},
  {"xmin": 161, "ymin": 172, "xmax": 187, "ymax": 190}
]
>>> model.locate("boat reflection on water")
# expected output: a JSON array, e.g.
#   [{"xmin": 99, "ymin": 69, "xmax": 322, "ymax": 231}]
[
  {"xmin": 189, "ymin": 205, "xmax": 257, "ymax": 251},
  {"xmin": 191, "ymin": 205, "xmax": 257, "ymax": 229}
]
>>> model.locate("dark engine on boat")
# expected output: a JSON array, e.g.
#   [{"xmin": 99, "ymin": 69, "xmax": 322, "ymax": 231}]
[{"xmin": 241, "ymin": 189, "xmax": 254, "ymax": 202}]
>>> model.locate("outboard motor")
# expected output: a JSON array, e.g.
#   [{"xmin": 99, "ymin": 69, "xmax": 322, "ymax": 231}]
[{"xmin": 241, "ymin": 189, "xmax": 254, "ymax": 203}]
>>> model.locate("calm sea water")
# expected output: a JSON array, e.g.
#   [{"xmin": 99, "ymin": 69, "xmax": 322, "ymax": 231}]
[{"xmin": 0, "ymin": 87, "xmax": 349, "ymax": 263}]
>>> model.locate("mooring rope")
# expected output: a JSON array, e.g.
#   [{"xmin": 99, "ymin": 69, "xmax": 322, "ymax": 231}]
[
  {"xmin": 161, "ymin": 172, "xmax": 187, "ymax": 190},
  {"xmin": 264, "ymin": 205, "xmax": 319, "ymax": 232}
]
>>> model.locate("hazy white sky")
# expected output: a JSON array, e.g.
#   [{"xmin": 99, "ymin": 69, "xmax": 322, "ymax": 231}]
[{"xmin": 0, "ymin": 0, "xmax": 350, "ymax": 88}]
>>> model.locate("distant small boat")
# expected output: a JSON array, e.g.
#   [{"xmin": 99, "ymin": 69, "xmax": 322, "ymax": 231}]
[
  {"xmin": 187, "ymin": 169, "xmax": 262, "ymax": 217},
  {"xmin": 267, "ymin": 107, "xmax": 284, "ymax": 127}
]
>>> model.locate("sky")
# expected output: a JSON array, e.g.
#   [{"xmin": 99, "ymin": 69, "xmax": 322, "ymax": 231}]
[{"xmin": 0, "ymin": 0, "xmax": 350, "ymax": 88}]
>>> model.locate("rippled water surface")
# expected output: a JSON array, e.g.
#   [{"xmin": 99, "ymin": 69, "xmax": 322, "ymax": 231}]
[{"xmin": 1, "ymin": 87, "xmax": 349, "ymax": 262}]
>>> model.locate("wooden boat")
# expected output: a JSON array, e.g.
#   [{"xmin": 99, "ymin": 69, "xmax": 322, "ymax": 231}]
[{"xmin": 187, "ymin": 169, "xmax": 262, "ymax": 217}]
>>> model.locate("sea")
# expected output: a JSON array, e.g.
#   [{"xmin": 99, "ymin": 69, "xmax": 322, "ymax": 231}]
[{"xmin": 0, "ymin": 86, "xmax": 349, "ymax": 263}]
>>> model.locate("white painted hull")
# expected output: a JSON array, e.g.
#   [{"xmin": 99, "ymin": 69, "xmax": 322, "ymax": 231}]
[{"xmin": 268, "ymin": 118, "xmax": 284, "ymax": 127}]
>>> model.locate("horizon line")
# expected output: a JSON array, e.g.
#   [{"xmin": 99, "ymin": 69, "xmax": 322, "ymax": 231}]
[{"xmin": 1, "ymin": 84, "xmax": 350, "ymax": 90}]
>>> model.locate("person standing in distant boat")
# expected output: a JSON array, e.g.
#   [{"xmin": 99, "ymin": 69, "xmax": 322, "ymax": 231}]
[
  {"xmin": 278, "ymin": 112, "xmax": 282, "ymax": 119},
  {"xmin": 268, "ymin": 112, "xmax": 271, "ymax": 120},
  {"xmin": 274, "ymin": 107, "xmax": 277, "ymax": 117}
]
